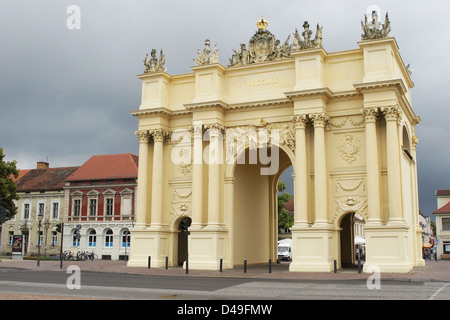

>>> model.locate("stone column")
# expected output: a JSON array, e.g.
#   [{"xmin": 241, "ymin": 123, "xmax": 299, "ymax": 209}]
[
  {"xmin": 191, "ymin": 123, "xmax": 204, "ymax": 227},
  {"xmin": 310, "ymin": 113, "xmax": 329, "ymax": 226},
  {"xmin": 362, "ymin": 108, "xmax": 382, "ymax": 225},
  {"xmin": 206, "ymin": 124, "xmax": 222, "ymax": 227},
  {"xmin": 292, "ymin": 115, "xmax": 310, "ymax": 226},
  {"xmin": 149, "ymin": 129, "xmax": 169, "ymax": 227},
  {"xmin": 135, "ymin": 130, "xmax": 150, "ymax": 228},
  {"xmin": 382, "ymin": 106, "xmax": 404, "ymax": 224}
]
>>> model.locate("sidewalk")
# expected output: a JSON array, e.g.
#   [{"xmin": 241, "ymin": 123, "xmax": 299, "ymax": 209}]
[{"xmin": 1, "ymin": 258, "xmax": 449, "ymax": 282}]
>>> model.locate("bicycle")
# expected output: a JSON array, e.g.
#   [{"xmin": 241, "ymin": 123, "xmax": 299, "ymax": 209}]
[
  {"xmin": 62, "ymin": 250, "xmax": 74, "ymax": 261},
  {"xmin": 85, "ymin": 250, "xmax": 98, "ymax": 261}
]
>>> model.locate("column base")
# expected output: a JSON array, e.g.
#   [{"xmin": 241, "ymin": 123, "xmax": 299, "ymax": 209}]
[
  {"xmin": 289, "ymin": 226, "xmax": 337, "ymax": 272},
  {"xmin": 127, "ymin": 227, "xmax": 170, "ymax": 268},
  {"xmin": 363, "ymin": 224, "xmax": 414, "ymax": 273},
  {"xmin": 187, "ymin": 226, "xmax": 228, "ymax": 270}
]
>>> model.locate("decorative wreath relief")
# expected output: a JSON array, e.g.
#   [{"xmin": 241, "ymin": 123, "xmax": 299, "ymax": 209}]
[{"xmin": 338, "ymin": 134, "xmax": 360, "ymax": 164}]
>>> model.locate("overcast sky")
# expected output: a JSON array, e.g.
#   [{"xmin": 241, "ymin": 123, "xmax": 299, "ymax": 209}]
[{"xmin": 1, "ymin": 0, "xmax": 449, "ymax": 219}]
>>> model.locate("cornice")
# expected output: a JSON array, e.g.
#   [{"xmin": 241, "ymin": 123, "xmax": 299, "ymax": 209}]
[
  {"xmin": 353, "ymin": 78, "xmax": 407, "ymax": 96},
  {"xmin": 183, "ymin": 100, "xmax": 228, "ymax": 111},
  {"xmin": 137, "ymin": 71, "xmax": 172, "ymax": 80},
  {"xmin": 131, "ymin": 107, "xmax": 173, "ymax": 118},
  {"xmin": 227, "ymin": 97, "xmax": 291, "ymax": 110},
  {"xmin": 190, "ymin": 62, "xmax": 226, "ymax": 73},
  {"xmin": 285, "ymin": 87, "xmax": 333, "ymax": 101}
]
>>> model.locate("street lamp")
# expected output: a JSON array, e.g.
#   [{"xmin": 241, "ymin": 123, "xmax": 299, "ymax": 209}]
[{"xmin": 37, "ymin": 212, "xmax": 43, "ymax": 267}]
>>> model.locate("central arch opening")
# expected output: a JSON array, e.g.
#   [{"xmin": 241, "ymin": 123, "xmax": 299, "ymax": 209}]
[{"xmin": 233, "ymin": 146, "xmax": 293, "ymax": 267}]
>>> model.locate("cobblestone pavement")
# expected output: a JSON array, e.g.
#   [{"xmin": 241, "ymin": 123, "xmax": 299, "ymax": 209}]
[{"xmin": 0, "ymin": 259, "xmax": 448, "ymax": 299}]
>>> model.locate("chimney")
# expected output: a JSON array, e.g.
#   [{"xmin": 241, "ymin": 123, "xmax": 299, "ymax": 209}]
[{"xmin": 37, "ymin": 162, "xmax": 49, "ymax": 169}]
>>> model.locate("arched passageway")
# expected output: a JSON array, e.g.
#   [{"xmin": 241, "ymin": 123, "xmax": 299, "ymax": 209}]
[
  {"xmin": 339, "ymin": 212, "xmax": 365, "ymax": 268},
  {"xmin": 232, "ymin": 145, "xmax": 293, "ymax": 266}
]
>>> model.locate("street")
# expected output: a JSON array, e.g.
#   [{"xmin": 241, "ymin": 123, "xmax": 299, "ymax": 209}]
[{"xmin": 0, "ymin": 266, "xmax": 449, "ymax": 301}]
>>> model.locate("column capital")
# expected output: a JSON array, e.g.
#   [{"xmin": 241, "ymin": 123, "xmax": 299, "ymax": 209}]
[
  {"xmin": 309, "ymin": 112, "xmax": 329, "ymax": 127},
  {"xmin": 205, "ymin": 124, "xmax": 225, "ymax": 137},
  {"xmin": 292, "ymin": 114, "xmax": 309, "ymax": 129},
  {"xmin": 361, "ymin": 107, "xmax": 380, "ymax": 123},
  {"xmin": 381, "ymin": 106, "xmax": 402, "ymax": 123},
  {"xmin": 149, "ymin": 128, "xmax": 171, "ymax": 142},
  {"xmin": 135, "ymin": 130, "xmax": 150, "ymax": 143}
]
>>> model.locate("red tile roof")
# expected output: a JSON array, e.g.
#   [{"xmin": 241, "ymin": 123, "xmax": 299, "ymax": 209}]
[
  {"xmin": 17, "ymin": 167, "xmax": 79, "ymax": 192},
  {"xmin": 9, "ymin": 169, "xmax": 31, "ymax": 182},
  {"xmin": 285, "ymin": 197, "xmax": 294, "ymax": 212},
  {"xmin": 433, "ymin": 201, "xmax": 450, "ymax": 214},
  {"xmin": 66, "ymin": 153, "xmax": 138, "ymax": 182}
]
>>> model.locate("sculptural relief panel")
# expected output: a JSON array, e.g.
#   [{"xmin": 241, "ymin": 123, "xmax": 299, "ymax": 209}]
[{"xmin": 329, "ymin": 120, "xmax": 365, "ymax": 170}]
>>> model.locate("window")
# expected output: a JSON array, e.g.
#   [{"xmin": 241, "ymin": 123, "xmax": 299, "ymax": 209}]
[
  {"xmin": 23, "ymin": 203, "xmax": 30, "ymax": 219},
  {"xmin": 51, "ymin": 231, "xmax": 57, "ymax": 246},
  {"xmin": 442, "ymin": 218, "xmax": 450, "ymax": 231},
  {"xmin": 88, "ymin": 230, "xmax": 97, "ymax": 247},
  {"xmin": 444, "ymin": 242, "xmax": 450, "ymax": 255},
  {"xmin": 52, "ymin": 203, "xmax": 59, "ymax": 220},
  {"xmin": 105, "ymin": 230, "xmax": 113, "ymax": 247},
  {"xmin": 105, "ymin": 198, "xmax": 114, "ymax": 216},
  {"xmin": 72, "ymin": 231, "xmax": 80, "ymax": 247},
  {"xmin": 73, "ymin": 199, "xmax": 81, "ymax": 216},
  {"xmin": 89, "ymin": 199, "xmax": 97, "ymax": 216},
  {"xmin": 8, "ymin": 232, "xmax": 13, "ymax": 245},
  {"xmin": 38, "ymin": 231, "xmax": 43, "ymax": 246},
  {"xmin": 122, "ymin": 230, "xmax": 130, "ymax": 248},
  {"xmin": 38, "ymin": 203, "xmax": 45, "ymax": 219},
  {"xmin": 120, "ymin": 189, "xmax": 133, "ymax": 218}
]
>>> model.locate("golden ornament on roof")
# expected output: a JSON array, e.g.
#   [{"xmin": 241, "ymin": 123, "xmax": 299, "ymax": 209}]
[{"xmin": 256, "ymin": 17, "xmax": 268, "ymax": 30}]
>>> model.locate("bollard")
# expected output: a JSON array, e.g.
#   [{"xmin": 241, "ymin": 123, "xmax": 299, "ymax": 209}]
[
  {"xmin": 165, "ymin": 256, "xmax": 168, "ymax": 269},
  {"xmin": 269, "ymin": 259, "xmax": 272, "ymax": 273},
  {"xmin": 148, "ymin": 256, "xmax": 151, "ymax": 269},
  {"xmin": 334, "ymin": 260, "xmax": 337, "ymax": 273},
  {"xmin": 220, "ymin": 258, "xmax": 223, "ymax": 272},
  {"xmin": 244, "ymin": 259, "xmax": 247, "ymax": 273}
]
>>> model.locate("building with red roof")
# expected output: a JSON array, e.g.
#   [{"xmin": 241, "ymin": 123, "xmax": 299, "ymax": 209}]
[
  {"xmin": 433, "ymin": 189, "xmax": 450, "ymax": 259},
  {"xmin": 63, "ymin": 153, "xmax": 138, "ymax": 260},
  {"xmin": 1, "ymin": 162, "xmax": 79, "ymax": 256}
]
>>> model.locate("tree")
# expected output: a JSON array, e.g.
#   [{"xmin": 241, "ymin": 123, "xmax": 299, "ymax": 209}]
[
  {"xmin": 0, "ymin": 148, "xmax": 19, "ymax": 221},
  {"xmin": 277, "ymin": 181, "xmax": 293, "ymax": 230}
]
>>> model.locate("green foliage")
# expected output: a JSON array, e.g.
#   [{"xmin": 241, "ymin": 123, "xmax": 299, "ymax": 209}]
[
  {"xmin": 277, "ymin": 181, "xmax": 293, "ymax": 230},
  {"xmin": 0, "ymin": 148, "xmax": 19, "ymax": 220}
]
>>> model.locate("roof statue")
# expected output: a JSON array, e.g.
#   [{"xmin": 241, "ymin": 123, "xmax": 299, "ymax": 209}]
[
  {"xmin": 293, "ymin": 21, "xmax": 323, "ymax": 50},
  {"xmin": 194, "ymin": 39, "xmax": 219, "ymax": 66},
  {"xmin": 361, "ymin": 10, "xmax": 391, "ymax": 40},
  {"xmin": 143, "ymin": 49, "xmax": 167, "ymax": 73},
  {"xmin": 229, "ymin": 17, "xmax": 323, "ymax": 67}
]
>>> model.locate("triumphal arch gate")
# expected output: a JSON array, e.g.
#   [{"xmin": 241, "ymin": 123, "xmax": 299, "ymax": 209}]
[{"xmin": 129, "ymin": 13, "xmax": 423, "ymax": 273}]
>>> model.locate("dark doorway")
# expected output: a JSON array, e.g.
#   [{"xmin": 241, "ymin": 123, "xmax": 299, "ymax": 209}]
[
  {"xmin": 177, "ymin": 217, "xmax": 191, "ymax": 266},
  {"xmin": 340, "ymin": 212, "xmax": 365, "ymax": 269}
]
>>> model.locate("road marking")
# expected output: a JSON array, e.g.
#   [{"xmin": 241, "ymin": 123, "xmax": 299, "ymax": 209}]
[{"xmin": 429, "ymin": 283, "xmax": 450, "ymax": 300}]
